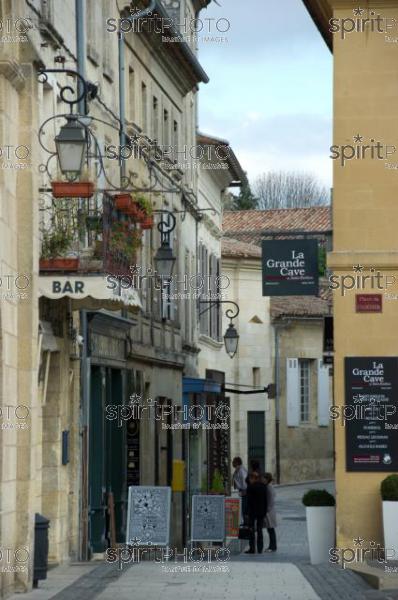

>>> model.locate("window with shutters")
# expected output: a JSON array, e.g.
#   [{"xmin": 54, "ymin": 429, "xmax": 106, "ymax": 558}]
[
  {"xmin": 184, "ymin": 250, "xmax": 191, "ymax": 342},
  {"xmin": 103, "ymin": 3, "xmax": 115, "ymax": 81},
  {"xmin": 198, "ymin": 247, "xmax": 221, "ymax": 341},
  {"xmin": 173, "ymin": 119, "xmax": 179, "ymax": 156},
  {"xmin": 299, "ymin": 359, "xmax": 311, "ymax": 423},
  {"xmin": 152, "ymin": 96, "xmax": 160, "ymax": 142},
  {"xmin": 161, "ymin": 279, "xmax": 173, "ymax": 321},
  {"xmin": 199, "ymin": 244, "xmax": 210, "ymax": 336},
  {"xmin": 141, "ymin": 83, "xmax": 148, "ymax": 132},
  {"xmin": 87, "ymin": 0, "xmax": 101, "ymax": 65},
  {"xmin": 128, "ymin": 67, "xmax": 135, "ymax": 122},
  {"xmin": 163, "ymin": 109, "xmax": 170, "ymax": 146}
]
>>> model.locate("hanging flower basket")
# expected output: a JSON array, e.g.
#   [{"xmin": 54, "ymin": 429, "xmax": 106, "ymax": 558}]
[
  {"xmin": 52, "ymin": 181, "xmax": 95, "ymax": 198},
  {"xmin": 39, "ymin": 257, "xmax": 80, "ymax": 271},
  {"xmin": 114, "ymin": 194, "xmax": 132, "ymax": 213},
  {"xmin": 140, "ymin": 215, "xmax": 154, "ymax": 230}
]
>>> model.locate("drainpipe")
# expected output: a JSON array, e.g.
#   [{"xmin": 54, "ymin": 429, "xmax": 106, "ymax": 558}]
[
  {"xmin": 274, "ymin": 326, "xmax": 281, "ymax": 484},
  {"xmin": 118, "ymin": 32, "xmax": 127, "ymax": 182},
  {"xmin": 75, "ymin": 0, "xmax": 86, "ymax": 115}
]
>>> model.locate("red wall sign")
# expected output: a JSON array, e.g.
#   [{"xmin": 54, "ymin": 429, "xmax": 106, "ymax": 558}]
[{"xmin": 355, "ymin": 294, "xmax": 382, "ymax": 313}]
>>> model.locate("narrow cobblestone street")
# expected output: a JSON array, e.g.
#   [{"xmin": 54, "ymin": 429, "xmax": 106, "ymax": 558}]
[{"xmin": 9, "ymin": 482, "xmax": 398, "ymax": 600}]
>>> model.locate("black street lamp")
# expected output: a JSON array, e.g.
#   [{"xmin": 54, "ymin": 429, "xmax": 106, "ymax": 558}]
[
  {"xmin": 154, "ymin": 239, "xmax": 176, "ymax": 279},
  {"xmin": 223, "ymin": 322, "xmax": 239, "ymax": 359},
  {"xmin": 199, "ymin": 300, "xmax": 240, "ymax": 358},
  {"xmin": 55, "ymin": 115, "xmax": 87, "ymax": 182},
  {"xmin": 153, "ymin": 210, "xmax": 177, "ymax": 279}
]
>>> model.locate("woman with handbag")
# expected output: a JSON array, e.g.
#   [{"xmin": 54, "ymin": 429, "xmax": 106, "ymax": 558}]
[{"xmin": 264, "ymin": 472, "xmax": 277, "ymax": 552}]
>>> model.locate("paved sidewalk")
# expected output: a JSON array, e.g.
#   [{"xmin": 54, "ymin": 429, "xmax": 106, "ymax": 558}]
[
  {"xmin": 95, "ymin": 562, "xmax": 320, "ymax": 600},
  {"xmin": 8, "ymin": 480, "xmax": 398, "ymax": 600}
]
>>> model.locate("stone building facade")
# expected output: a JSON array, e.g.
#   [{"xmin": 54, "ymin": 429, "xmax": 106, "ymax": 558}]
[
  {"xmin": 0, "ymin": 0, "xmax": 244, "ymax": 596},
  {"xmin": 303, "ymin": 0, "xmax": 398, "ymax": 555},
  {"xmin": 221, "ymin": 207, "xmax": 334, "ymax": 483}
]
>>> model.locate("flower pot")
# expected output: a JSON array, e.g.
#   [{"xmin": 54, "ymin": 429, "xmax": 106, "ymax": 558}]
[
  {"xmin": 52, "ymin": 181, "xmax": 95, "ymax": 198},
  {"xmin": 140, "ymin": 215, "xmax": 154, "ymax": 230},
  {"xmin": 39, "ymin": 258, "xmax": 80, "ymax": 271},
  {"xmin": 127, "ymin": 202, "xmax": 146, "ymax": 222},
  {"xmin": 306, "ymin": 506, "xmax": 335, "ymax": 565},
  {"xmin": 382, "ymin": 501, "xmax": 398, "ymax": 560},
  {"xmin": 114, "ymin": 194, "xmax": 132, "ymax": 213}
]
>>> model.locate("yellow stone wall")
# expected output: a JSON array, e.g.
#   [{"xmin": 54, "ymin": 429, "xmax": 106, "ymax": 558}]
[{"xmin": 329, "ymin": 0, "xmax": 398, "ymax": 549}]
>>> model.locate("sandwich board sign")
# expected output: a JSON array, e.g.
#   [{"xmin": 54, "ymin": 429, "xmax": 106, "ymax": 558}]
[
  {"xmin": 191, "ymin": 495, "xmax": 225, "ymax": 542},
  {"xmin": 225, "ymin": 497, "xmax": 240, "ymax": 538},
  {"xmin": 126, "ymin": 486, "xmax": 171, "ymax": 546}
]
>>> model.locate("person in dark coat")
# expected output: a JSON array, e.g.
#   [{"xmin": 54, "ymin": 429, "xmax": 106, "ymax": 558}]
[
  {"xmin": 245, "ymin": 471, "xmax": 268, "ymax": 554},
  {"xmin": 264, "ymin": 472, "xmax": 277, "ymax": 552}
]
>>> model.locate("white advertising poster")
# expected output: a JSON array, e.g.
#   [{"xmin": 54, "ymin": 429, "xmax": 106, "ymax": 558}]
[
  {"xmin": 191, "ymin": 495, "xmax": 225, "ymax": 542},
  {"xmin": 126, "ymin": 486, "xmax": 171, "ymax": 546}
]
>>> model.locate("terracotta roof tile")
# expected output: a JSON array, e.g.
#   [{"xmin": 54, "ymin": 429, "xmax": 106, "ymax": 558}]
[
  {"xmin": 221, "ymin": 237, "xmax": 262, "ymax": 258},
  {"xmin": 223, "ymin": 207, "xmax": 331, "ymax": 235},
  {"xmin": 270, "ymin": 285, "xmax": 332, "ymax": 319}
]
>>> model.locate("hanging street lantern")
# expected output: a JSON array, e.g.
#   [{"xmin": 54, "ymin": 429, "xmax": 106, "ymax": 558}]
[
  {"xmin": 224, "ymin": 321, "xmax": 239, "ymax": 358},
  {"xmin": 154, "ymin": 239, "xmax": 176, "ymax": 279},
  {"xmin": 55, "ymin": 115, "xmax": 87, "ymax": 182}
]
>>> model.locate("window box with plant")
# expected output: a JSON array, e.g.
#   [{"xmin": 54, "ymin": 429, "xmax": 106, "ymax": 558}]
[
  {"xmin": 52, "ymin": 181, "xmax": 95, "ymax": 199},
  {"xmin": 51, "ymin": 167, "xmax": 95, "ymax": 199},
  {"xmin": 381, "ymin": 474, "xmax": 398, "ymax": 558},
  {"xmin": 40, "ymin": 223, "xmax": 79, "ymax": 271},
  {"xmin": 114, "ymin": 194, "xmax": 133, "ymax": 214},
  {"xmin": 302, "ymin": 489, "xmax": 335, "ymax": 565}
]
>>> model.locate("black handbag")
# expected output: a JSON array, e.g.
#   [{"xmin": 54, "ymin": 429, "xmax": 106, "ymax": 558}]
[{"xmin": 238, "ymin": 525, "xmax": 253, "ymax": 540}]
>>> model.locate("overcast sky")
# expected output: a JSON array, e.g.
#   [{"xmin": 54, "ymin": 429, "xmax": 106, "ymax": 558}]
[{"xmin": 198, "ymin": 0, "xmax": 332, "ymax": 189}]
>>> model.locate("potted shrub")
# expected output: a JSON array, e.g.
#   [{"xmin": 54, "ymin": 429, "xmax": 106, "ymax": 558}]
[
  {"xmin": 381, "ymin": 474, "xmax": 398, "ymax": 559},
  {"xmin": 40, "ymin": 229, "xmax": 79, "ymax": 271},
  {"xmin": 127, "ymin": 194, "xmax": 146, "ymax": 222},
  {"xmin": 137, "ymin": 195, "xmax": 153, "ymax": 229},
  {"xmin": 302, "ymin": 489, "xmax": 335, "ymax": 565}
]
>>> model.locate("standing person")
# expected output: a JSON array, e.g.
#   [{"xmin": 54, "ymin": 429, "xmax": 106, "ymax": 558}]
[
  {"xmin": 232, "ymin": 457, "xmax": 248, "ymax": 520},
  {"xmin": 264, "ymin": 472, "xmax": 277, "ymax": 552},
  {"xmin": 245, "ymin": 471, "xmax": 268, "ymax": 554}
]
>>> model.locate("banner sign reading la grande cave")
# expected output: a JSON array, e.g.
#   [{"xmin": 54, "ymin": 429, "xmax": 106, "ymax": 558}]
[
  {"xmin": 345, "ymin": 357, "xmax": 398, "ymax": 472},
  {"xmin": 261, "ymin": 239, "xmax": 319, "ymax": 296}
]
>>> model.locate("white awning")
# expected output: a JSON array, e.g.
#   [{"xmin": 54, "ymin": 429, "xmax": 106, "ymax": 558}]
[{"xmin": 39, "ymin": 276, "xmax": 142, "ymax": 311}]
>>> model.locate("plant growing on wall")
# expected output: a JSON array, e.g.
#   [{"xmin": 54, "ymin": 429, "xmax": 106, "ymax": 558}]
[
  {"xmin": 109, "ymin": 221, "xmax": 142, "ymax": 263},
  {"xmin": 135, "ymin": 194, "xmax": 153, "ymax": 216}
]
